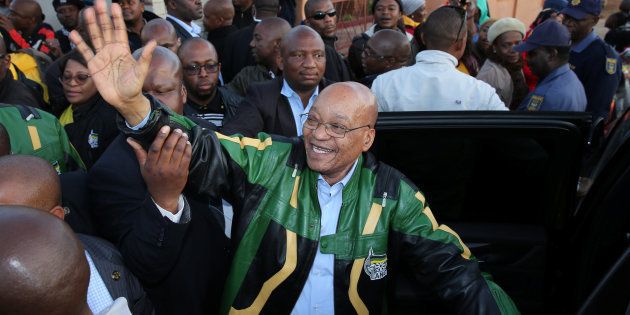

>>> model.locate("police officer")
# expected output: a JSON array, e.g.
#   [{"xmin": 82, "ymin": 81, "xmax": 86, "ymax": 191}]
[
  {"xmin": 562, "ymin": 0, "xmax": 622, "ymax": 119},
  {"xmin": 514, "ymin": 19, "xmax": 586, "ymax": 111}
]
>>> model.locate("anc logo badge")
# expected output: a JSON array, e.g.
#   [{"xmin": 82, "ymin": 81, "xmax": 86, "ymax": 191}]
[
  {"xmin": 606, "ymin": 58, "xmax": 618, "ymax": 75},
  {"xmin": 88, "ymin": 129, "xmax": 99, "ymax": 149},
  {"xmin": 527, "ymin": 95, "xmax": 544, "ymax": 111},
  {"xmin": 364, "ymin": 247, "xmax": 387, "ymax": 280}
]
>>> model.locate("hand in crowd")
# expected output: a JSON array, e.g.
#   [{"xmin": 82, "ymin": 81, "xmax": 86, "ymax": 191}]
[
  {"xmin": 68, "ymin": 0, "xmax": 155, "ymax": 126},
  {"xmin": 127, "ymin": 126, "xmax": 192, "ymax": 214},
  {"xmin": 0, "ymin": 15, "xmax": 14, "ymax": 31},
  {"xmin": 46, "ymin": 38, "xmax": 62, "ymax": 59}
]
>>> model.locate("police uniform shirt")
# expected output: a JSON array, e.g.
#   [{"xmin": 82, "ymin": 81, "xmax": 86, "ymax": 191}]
[
  {"xmin": 518, "ymin": 64, "xmax": 587, "ymax": 111},
  {"xmin": 569, "ymin": 31, "xmax": 622, "ymax": 119}
]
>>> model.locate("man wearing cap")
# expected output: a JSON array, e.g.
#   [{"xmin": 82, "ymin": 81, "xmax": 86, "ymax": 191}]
[
  {"xmin": 514, "ymin": 20, "xmax": 586, "ymax": 111},
  {"xmin": 562, "ymin": 0, "xmax": 621, "ymax": 119},
  {"xmin": 53, "ymin": 0, "xmax": 84, "ymax": 54}
]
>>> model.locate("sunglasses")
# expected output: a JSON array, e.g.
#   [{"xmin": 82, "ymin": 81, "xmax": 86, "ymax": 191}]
[
  {"xmin": 448, "ymin": 0, "xmax": 468, "ymax": 43},
  {"xmin": 183, "ymin": 63, "xmax": 220, "ymax": 76},
  {"xmin": 59, "ymin": 73, "xmax": 92, "ymax": 85},
  {"xmin": 310, "ymin": 10, "xmax": 336, "ymax": 20}
]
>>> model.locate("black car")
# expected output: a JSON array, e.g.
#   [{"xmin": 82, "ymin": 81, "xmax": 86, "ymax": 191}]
[{"xmin": 372, "ymin": 111, "xmax": 630, "ymax": 314}]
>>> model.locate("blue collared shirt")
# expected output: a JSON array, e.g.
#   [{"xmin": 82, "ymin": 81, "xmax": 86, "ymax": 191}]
[
  {"xmin": 281, "ymin": 79, "xmax": 319, "ymax": 136},
  {"xmin": 518, "ymin": 64, "xmax": 587, "ymax": 111},
  {"xmin": 571, "ymin": 31, "xmax": 598, "ymax": 53},
  {"xmin": 292, "ymin": 160, "xmax": 359, "ymax": 315},
  {"xmin": 166, "ymin": 14, "xmax": 201, "ymax": 38}
]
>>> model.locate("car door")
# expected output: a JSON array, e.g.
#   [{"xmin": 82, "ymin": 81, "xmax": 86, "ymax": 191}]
[{"xmin": 371, "ymin": 111, "xmax": 591, "ymax": 314}]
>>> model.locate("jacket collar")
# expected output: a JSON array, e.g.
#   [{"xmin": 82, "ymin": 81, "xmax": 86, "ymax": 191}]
[{"xmin": 415, "ymin": 50, "xmax": 459, "ymax": 67}]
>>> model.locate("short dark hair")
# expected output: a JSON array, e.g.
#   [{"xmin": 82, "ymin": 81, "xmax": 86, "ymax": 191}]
[
  {"xmin": 371, "ymin": 0, "xmax": 403, "ymax": 14},
  {"xmin": 421, "ymin": 6, "xmax": 467, "ymax": 50},
  {"xmin": 60, "ymin": 49, "xmax": 87, "ymax": 72}
]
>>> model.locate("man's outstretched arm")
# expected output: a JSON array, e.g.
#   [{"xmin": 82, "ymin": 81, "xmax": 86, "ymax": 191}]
[{"xmin": 68, "ymin": 0, "xmax": 153, "ymax": 126}]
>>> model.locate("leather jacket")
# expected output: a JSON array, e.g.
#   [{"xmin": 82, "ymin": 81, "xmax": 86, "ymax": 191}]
[{"xmin": 120, "ymin": 97, "xmax": 520, "ymax": 315}]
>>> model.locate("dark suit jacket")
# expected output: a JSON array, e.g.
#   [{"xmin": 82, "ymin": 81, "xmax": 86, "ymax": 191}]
[
  {"xmin": 221, "ymin": 23, "xmax": 256, "ymax": 83},
  {"xmin": 77, "ymin": 234, "xmax": 153, "ymax": 315},
  {"xmin": 222, "ymin": 77, "xmax": 333, "ymax": 137},
  {"xmin": 88, "ymin": 134, "xmax": 231, "ymax": 315},
  {"xmin": 166, "ymin": 16, "xmax": 194, "ymax": 41}
]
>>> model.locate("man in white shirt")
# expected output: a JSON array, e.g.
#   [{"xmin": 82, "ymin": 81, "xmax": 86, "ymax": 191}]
[
  {"xmin": 372, "ymin": 6, "xmax": 507, "ymax": 112},
  {"xmin": 165, "ymin": 0, "xmax": 203, "ymax": 40}
]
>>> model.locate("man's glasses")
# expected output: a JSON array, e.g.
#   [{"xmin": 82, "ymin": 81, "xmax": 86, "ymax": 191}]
[
  {"xmin": 310, "ymin": 10, "xmax": 336, "ymax": 20},
  {"xmin": 183, "ymin": 63, "xmax": 220, "ymax": 76},
  {"xmin": 301, "ymin": 114, "xmax": 370, "ymax": 138},
  {"xmin": 363, "ymin": 45, "xmax": 388, "ymax": 61},
  {"xmin": 59, "ymin": 73, "xmax": 92, "ymax": 85}
]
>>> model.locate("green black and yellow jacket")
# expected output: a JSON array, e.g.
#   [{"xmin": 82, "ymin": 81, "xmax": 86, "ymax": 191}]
[
  {"xmin": 0, "ymin": 103, "xmax": 84, "ymax": 172},
  {"xmin": 122, "ymin": 97, "xmax": 519, "ymax": 315}
]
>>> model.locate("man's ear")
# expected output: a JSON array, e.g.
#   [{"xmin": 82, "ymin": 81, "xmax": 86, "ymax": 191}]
[
  {"xmin": 362, "ymin": 128, "xmax": 376, "ymax": 152},
  {"xmin": 49, "ymin": 206, "xmax": 65, "ymax": 220},
  {"xmin": 278, "ymin": 58, "xmax": 285, "ymax": 71},
  {"xmin": 166, "ymin": 0, "xmax": 176, "ymax": 10},
  {"xmin": 180, "ymin": 83, "xmax": 187, "ymax": 103}
]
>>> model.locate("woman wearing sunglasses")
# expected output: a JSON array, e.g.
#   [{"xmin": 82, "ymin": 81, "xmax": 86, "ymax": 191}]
[
  {"xmin": 348, "ymin": 0, "xmax": 416, "ymax": 80},
  {"xmin": 58, "ymin": 50, "xmax": 118, "ymax": 169}
]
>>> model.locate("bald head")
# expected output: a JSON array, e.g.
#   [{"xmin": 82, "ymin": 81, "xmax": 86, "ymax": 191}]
[
  {"xmin": 9, "ymin": 0, "xmax": 43, "ymax": 31},
  {"xmin": 0, "ymin": 205, "xmax": 90, "ymax": 315},
  {"xmin": 421, "ymin": 6, "xmax": 468, "ymax": 54},
  {"xmin": 0, "ymin": 124, "xmax": 9, "ymax": 156},
  {"xmin": 203, "ymin": 0, "xmax": 234, "ymax": 31},
  {"xmin": 178, "ymin": 37, "xmax": 217, "ymax": 60},
  {"xmin": 251, "ymin": 17, "xmax": 291, "ymax": 67},
  {"xmin": 259, "ymin": 16, "xmax": 292, "ymax": 37},
  {"xmin": 319, "ymin": 82, "xmax": 377, "ymax": 126},
  {"xmin": 281, "ymin": 25, "xmax": 324, "ymax": 57},
  {"xmin": 134, "ymin": 46, "xmax": 186, "ymax": 113},
  {"xmin": 141, "ymin": 19, "xmax": 181, "ymax": 53},
  {"xmin": 363, "ymin": 29, "xmax": 411, "ymax": 75},
  {"xmin": 303, "ymin": 82, "xmax": 377, "ymax": 184},
  {"xmin": 371, "ymin": 29, "xmax": 410, "ymax": 60},
  {"xmin": 0, "ymin": 155, "xmax": 61, "ymax": 211}
]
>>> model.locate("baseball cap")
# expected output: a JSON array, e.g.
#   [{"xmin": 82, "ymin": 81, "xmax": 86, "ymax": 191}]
[
  {"xmin": 52, "ymin": 0, "xmax": 85, "ymax": 10},
  {"xmin": 544, "ymin": 0, "xmax": 568, "ymax": 11},
  {"xmin": 561, "ymin": 0, "xmax": 601, "ymax": 20},
  {"xmin": 513, "ymin": 19, "xmax": 571, "ymax": 52}
]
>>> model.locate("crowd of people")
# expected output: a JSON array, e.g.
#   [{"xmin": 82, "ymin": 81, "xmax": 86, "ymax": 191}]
[{"xmin": 0, "ymin": 0, "xmax": 625, "ymax": 314}]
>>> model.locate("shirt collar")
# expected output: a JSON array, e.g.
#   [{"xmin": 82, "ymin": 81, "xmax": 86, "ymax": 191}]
[
  {"xmin": 281, "ymin": 79, "xmax": 319, "ymax": 100},
  {"xmin": 317, "ymin": 159, "xmax": 359, "ymax": 187},
  {"xmin": 167, "ymin": 14, "xmax": 201, "ymax": 36},
  {"xmin": 571, "ymin": 31, "xmax": 597, "ymax": 53},
  {"xmin": 538, "ymin": 63, "xmax": 571, "ymax": 84},
  {"xmin": 415, "ymin": 50, "xmax": 459, "ymax": 67}
]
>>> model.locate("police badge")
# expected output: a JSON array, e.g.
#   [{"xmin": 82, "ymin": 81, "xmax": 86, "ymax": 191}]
[
  {"xmin": 527, "ymin": 95, "xmax": 544, "ymax": 111},
  {"xmin": 363, "ymin": 247, "xmax": 387, "ymax": 280},
  {"xmin": 606, "ymin": 58, "xmax": 618, "ymax": 75},
  {"xmin": 571, "ymin": 0, "xmax": 580, "ymax": 5}
]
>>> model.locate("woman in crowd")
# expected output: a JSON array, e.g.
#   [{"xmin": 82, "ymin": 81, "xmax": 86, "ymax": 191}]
[
  {"xmin": 58, "ymin": 50, "xmax": 118, "ymax": 168},
  {"xmin": 401, "ymin": 0, "xmax": 426, "ymax": 35},
  {"xmin": 477, "ymin": 17, "xmax": 528, "ymax": 109},
  {"xmin": 473, "ymin": 18, "xmax": 496, "ymax": 66},
  {"xmin": 348, "ymin": 0, "xmax": 415, "ymax": 79}
]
